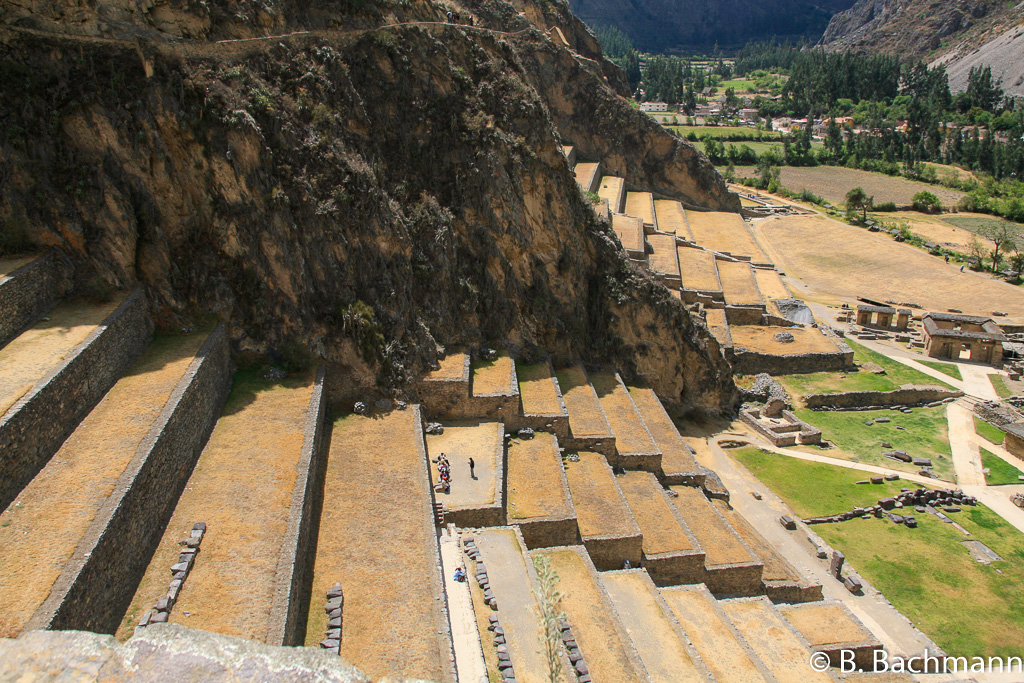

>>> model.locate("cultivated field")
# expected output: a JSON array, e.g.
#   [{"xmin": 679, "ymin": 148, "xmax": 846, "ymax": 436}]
[
  {"xmin": 869, "ymin": 211, "xmax": 997, "ymax": 255},
  {"xmin": 752, "ymin": 214, "xmax": 1024, "ymax": 317},
  {"xmin": 731, "ymin": 166, "xmax": 966, "ymax": 207}
]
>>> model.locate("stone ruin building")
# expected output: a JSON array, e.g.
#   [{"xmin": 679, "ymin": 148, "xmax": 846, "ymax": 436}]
[{"xmin": 922, "ymin": 312, "xmax": 1006, "ymax": 366}]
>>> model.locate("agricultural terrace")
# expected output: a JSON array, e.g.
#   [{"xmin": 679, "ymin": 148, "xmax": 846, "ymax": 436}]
[
  {"xmin": 677, "ymin": 248, "xmax": 721, "ymax": 293},
  {"xmin": 717, "ymin": 261, "xmax": 762, "ymax": 307},
  {"xmin": 669, "ymin": 125, "xmax": 784, "ymax": 139},
  {"xmin": 728, "ymin": 326, "xmax": 841, "ymax": 356},
  {"xmin": 685, "ymin": 210, "xmax": 768, "ymax": 261},
  {"xmin": 734, "ymin": 447, "xmax": 1024, "ymax": 658},
  {"xmin": 752, "ymin": 268, "xmax": 790, "ymax": 301},
  {"xmin": 506, "ymin": 433, "xmax": 573, "ymax": 522},
  {"xmin": 731, "ymin": 166, "xmax": 966, "ymax": 207},
  {"xmin": 752, "ymin": 214, "xmax": 1024, "ymax": 316},
  {"xmin": 865, "ymin": 211, "xmax": 997, "ymax": 256}
]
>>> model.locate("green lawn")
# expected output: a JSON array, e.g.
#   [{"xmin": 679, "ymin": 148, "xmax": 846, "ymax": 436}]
[
  {"xmin": 974, "ymin": 416, "xmax": 1005, "ymax": 445},
  {"xmin": 794, "ymin": 405, "xmax": 954, "ymax": 480},
  {"xmin": 989, "ymin": 374, "xmax": 1013, "ymax": 399},
  {"xmin": 778, "ymin": 338, "xmax": 955, "ymax": 399},
  {"xmin": 981, "ymin": 448, "xmax": 1024, "ymax": 485},
  {"xmin": 668, "ymin": 125, "xmax": 783, "ymax": 139},
  {"xmin": 917, "ymin": 360, "xmax": 963, "ymax": 381},
  {"xmin": 733, "ymin": 446, "xmax": 1024, "ymax": 658}
]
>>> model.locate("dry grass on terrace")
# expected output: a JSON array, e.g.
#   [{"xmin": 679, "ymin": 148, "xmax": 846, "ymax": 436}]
[
  {"xmin": 729, "ymin": 325, "xmax": 842, "ymax": 355},
  {"xmin": 753, "ymin": 214, "xmax": 1024, "ymax": 316},
  {"xmin": 563, "ymin": 451, "xmax": 634, "ymax": 539},
  {"xmin": 717, "ymin": 261, "xmax": 763, "ymax": 306},
  {"xmin": 515, "ymin": 361, "xmax": 563, "ymax": 416},
  {"xmin": 678, "ymin": 248, "xmax": 721, "ymax": 292},
  {"xmin": 0, "ymin": 331, "xmax": 205, "ymax": 639},
  {"xmin": 537, "ymin": 548, "xmax": 645, "ymax": 683},
  {"xmin": 556, "ymin": 365, "xmax": 612, "ymax": 438},
  {"xmin": 627, "ymin": 386, "xmax": 699, "ymax": 475},
  {"xmin": 611, "ymin": 214, "xmax": 644, "ymax": 253},
  {"xmin": 670, "ymin": 486, "xmax": 753, "ymax": 566},
  {"xmin": 654, "ymin": 200, "xmax": 690, "ymax": 238},
  {"xmin": 598, "ymin": 176, "xmax": 625, "ymax": 212},
  {"xmin": 647, "ymin": 234, "xmax": 680, "ymax": 278},
  {"xmin": 704, "ymin": 309, "xmax": 731, "ymax": 347},
  {"xmin": 778, "ymin": 602, "xmax": 872, "ymax": 648},
  {"xmin": 506, "ymin": 432, "xmax": 572, "ymax": 521},
  {"xmin": 685, "ymin": 210, "xmax": 768, "ymax": 261},
  {"xmin": 713, "ymin": 500, "xmax": 800, "ymax": 583},
  {"xmin": 721, "ymin": 599, "xmax": 834, "ymax": 683},
  {"xmin": 472, "ymin": 350, "xmax": 514, "ymax": 395},
  {"xmin": 423, "ymin": 349, "xmax": 467, "ymax": 381},
  {"xmin": 0, "ymin": 295, "xmax": 123, "ymax": 416},
  {"xmin": 590, "ymin": 370, "xmax": 655, "ymax": 454},
  {"xmin": 618, "ymin": 471, "xmax": 696, "ymax": 556},
  {"xmin": 752, "ymin": 268, "xmax": 791, "ymax": 300},
  {"xmin": 625, "ymin": 192, "xmax": 656, "ymax": 226},
  {"xmin": 304, "ymin": 409, "xmax": 449, "ymax": 681},
  {"xmin": 118, "ymin": 368, "xmax": 314, "ymax": 642},
  {"xmin": 574, "ymin": 162, "xmax": 600, "ymax": 191}
]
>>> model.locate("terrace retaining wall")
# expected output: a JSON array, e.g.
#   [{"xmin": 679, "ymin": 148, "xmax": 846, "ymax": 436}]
[
  {"xmin": 0, "ymin": 288, "xmax": 152, "ymax": 511},
  {"xmin": 268, "ymin": 366, "xmax": 328, "ymax": 646},
  {"xmin": 0, "ymin": 252, "xmax": 72, "ymax": 348},
  {"xmin": 803, "ymin": 386, "xmax": 963, "ymax": 410},
  {"xmin": 729, "ymin": 347, "xmax": 854, "ymax": 376},
  {"xmin": 515, "ymin": 517, "xmax": 580, "ymax": 550},
  {"xmin": 33, "ymin": 325, "xmax": 232, "ymax": 634}
]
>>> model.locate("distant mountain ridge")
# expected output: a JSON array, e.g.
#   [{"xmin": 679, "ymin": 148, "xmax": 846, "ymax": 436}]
[{"xmin": 569, "ymin": 0, "xmax": 856, "ymax": 52}]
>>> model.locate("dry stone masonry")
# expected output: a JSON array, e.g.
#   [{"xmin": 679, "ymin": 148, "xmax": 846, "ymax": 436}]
[
  {"xmin": 136, "ymin": 523, "xmax": 205, "ymax": 634},
  {"xmin": 320, "ymin": 583, "xmax": 344, "ymax": 655}
]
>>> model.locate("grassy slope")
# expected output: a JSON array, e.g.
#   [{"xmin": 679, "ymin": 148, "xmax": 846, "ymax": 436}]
[
  {"xmin": 989, "ymin": 374, "xmax": 1013, "ymax": 399},
  {"xmin": 974, "ymin": 415, "xmax": 1005, "ymax": 445},
  {"xmin": 981, "ymin": 448, "xmax": 1024, "ymax": 485},
  {"xmin": 917, "ymin": 360, "xmax": 963, "ymax": 381},
  {"xmin": 734, "ymin": 446, "xmax": 1024, "ymax": 658}
]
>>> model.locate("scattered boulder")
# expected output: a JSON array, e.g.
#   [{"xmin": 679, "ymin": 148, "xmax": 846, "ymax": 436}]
[
  {"xmin": 353, "ymin": 401, "xmax": 368, "ymax": 416},
  {"xmin": 517, "ymin": 428, "xmax": 535, "ymax": 440},
  {"xmin": 780, "ymin": 515, "xmax": 797, "ymax": 530},
  {"xmin": 425, "ymin": 422, "xmax": 444, "ymax": 435}
]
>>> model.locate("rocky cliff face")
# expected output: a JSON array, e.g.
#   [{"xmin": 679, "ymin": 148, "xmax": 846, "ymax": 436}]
[{"xmin": 0, "ymin": 0, "xmax": 736, "ymax": 413}]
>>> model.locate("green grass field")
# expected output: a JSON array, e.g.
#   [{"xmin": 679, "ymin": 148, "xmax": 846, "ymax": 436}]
[
  {"xmin": 778, "ymin": 339, "xmax": 954, "ymax": 399},
  {"xmin": 668, "ymin": 125, "xmax": 783, "ymax": 139},
  {"xmin": 794, "ymin": 405, "xmax": 954, "ymax": 480},
  {"xmin": 989, "ymin": 374, "xmax": 1013, "ymax": 399},
  {"xmin": 974, "ymin": 416, "xmax": 1005, "ymax": 445},
  {"xmin": 981, "ymin": 448, "xmax": 1023, "ymax": 485},
  {"xmin": 733, "ymin": 446, "xmax": 1024, "ymax": 658},
  {"xmin": 917, "ymin": 360, "xmax": 963, "ymax": 381},
  {"xmin": 943, "ymin": 215, "xmax": 1022, "ymax": 239}
]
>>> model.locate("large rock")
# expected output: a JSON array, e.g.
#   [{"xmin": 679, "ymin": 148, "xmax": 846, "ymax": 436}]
[{"xmin": 0, "ymin": 624, "xmax": 368, "ymax": 682}]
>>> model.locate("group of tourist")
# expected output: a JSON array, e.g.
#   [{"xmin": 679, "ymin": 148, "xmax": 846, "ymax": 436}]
[
  {"xmin": 436, "ymin": 452, "xmax": 452, "ymax": 494},
  {"xmin": 444, "ymin": 10, "xmax": 474, "ymax": 25}
]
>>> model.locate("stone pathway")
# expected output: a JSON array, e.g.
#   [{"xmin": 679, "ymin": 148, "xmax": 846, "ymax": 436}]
[
  {"xmin": 947, "ymin": 402, "xmax": 986, "ymax": 487},
  {"xmin": 439, "ymin": 531, "xmax": 486, "ymax": 683}
]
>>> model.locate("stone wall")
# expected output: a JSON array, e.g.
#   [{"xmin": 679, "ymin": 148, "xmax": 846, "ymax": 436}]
[
  {"xmin": 643, "ymin": 550, "xmax": 706, "ymax": 585},
  {"xmin": 0, "ymin": 252, "xmax": 72, "ymax": 348},
  {"xmin": 803, "ymin": 387, "xmax": 963, "ymax": 410},
  {"xmin": 730, "ymin": 347, "xmax": 854, "ymax": 376},
  {"xmin": 1006, "ymin": 431, "xmax": 1024, "ymax": 459},
  {"xmin": 516, "ymin": 517, "xmax": 581, "ymax": 550},
  {"xmin": 0, "ymin": 288, "xmax": 152, "ymax": 510},
  {"xmin": 703, "ymin": 562, "xmax": 765, "ymax": 597},
  {"xmin": 583, "ymin": 533, "xmax": 643, "ymax": 571},
  {"xmin": 764, "ymin": 580, "xmax": 823, "ymax": 604},
  {"xmin": 36, "ymin": 325, "xmax": 232, "ymax": 634},
  {"xmin": 724, "ymin": 306, "xmax": 766, "ymax": 326},
  {"xmin": 268, "ymin": 366, "xmax": 327, "ymax": 647}
]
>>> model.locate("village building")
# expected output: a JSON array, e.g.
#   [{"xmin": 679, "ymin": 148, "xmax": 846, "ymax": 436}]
[
  {"xmin": 640, "ymin": 101, "xmax": 669, "ymax": 112},
  {"xmin": 856, "ymin": 304, "xmax": 911, "ymax": 331},
  {"xmin": 921, "ymin": 312, "xmax": 1006, "ymax": 366}
]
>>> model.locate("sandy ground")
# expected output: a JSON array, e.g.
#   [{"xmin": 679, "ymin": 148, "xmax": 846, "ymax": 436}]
[
  {"xmin": 426, "ymin": 419, "xmax": 500, "ymax": 508},
  {"xmin": 729, "ymin": 325, "xmax": 842, "ymax": 355},
  {"xmin": 516, "ymin": 361, "xmax": 563, "ymax": 416},
  {"xmin": 655, "ymin": 200, "xmax": 691, "ymax": 238},
  {"xmin": 600, "ymin": 571, "xmax": 706, "ymax": 682},
  {"xmin": 611, "ymin": 214, "xmax": 643, "ymax": 253},
  {"xmin": 563, "ymin": 451, "xmax": 635, "ymax": 539},
  {"xmin": 574, "ymin": 162, "xmax": 600, "ymax": 192},
  {"xmin": 720, "ymin": 599, "xmax": 834, "ymax": 682},
  {"xmin": 0, "ymin": 254, "xmax": 37, "ymax": 279},
  {"xmin": 590, "ymin": 371, "xmax": 655, "ymax": 454},
  {"xmin": 118, "ymin": 368, "xmax": 314, "ymax": 641},
  {"xmin": 717, "ymin": 261, "xmax": 763, "ymax": 306},
  {"xmin": 472, "ymin": 351, "xmax": 514, "ymax": 395},
  {"xmin": 625, "ymin": 192, "xmax": 656, "ymax": 227},
  {"xmin": 647, "ymin": 233, "xmax": 680, "ymax": 278},
  {"xmin": 0, "ymin": 331, "xmax": 204, "ymax": 638},
  {"xmin": 556, "ymin": 365, "xmax": 613, "ymax": 438},
  {"xmin": 506, "ymin": 432, "xmax": 572, "ymax": 521},
  {"xmin": 778, "ymin": 602, "xmax": 872, "ymax": 648},
  {"xmin": 537, "ymin": 547, "xmax": 646, "ymax": 683},
  {"xmin": 669, "ymin": 487, "xmax": 753, "ymax": 566},
  {"xmin": 686, "ymin": 210, "xmax": 769, "ymax": 261},
  {"xmin": 425, "ymin": 349, "xmax": 467, "ymax": 381},
  {"xmin": 677, "ymin": 248, "xmax": 721, "ymax": 292},
  {"xmin": 439, "ymin": 532, "xmax": 486, "ymax": 683},
  {"xmin": 752, "ymin": 214, "xmax": 1024, "ymax": 317},
  {"xmin": 0, "ymin": 295, "xmax": 122, "ymax": 416},
  {"xmin": 304, "ymin": 409, "xmax": 451, "ymax": 681},
  {"xmin": 626, "ymin": 386, "xmax": 699, "ymax": 475},
  {"xmin": 878, "ymin": 211, "xmax": 997, "ymax": 255},
  {"xmin": 617, "ymin": 471, "xmax": 696, "ymax": 556},
  {"xmin": 661, "ymin": 586, "xmax": 772, "ymax": 683}
]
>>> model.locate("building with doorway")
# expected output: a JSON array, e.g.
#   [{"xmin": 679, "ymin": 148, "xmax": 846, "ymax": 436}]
[
  {"xmin": 639, "ymin": 102, "xmax": 669, "ymax": 112},
  {"xmin": 922, "ymin": 312, "xmax": 1006, "ymax": 366},
  {"xmin": 856, "ymin": 304, "xmax": 910, "ymax": 331}
]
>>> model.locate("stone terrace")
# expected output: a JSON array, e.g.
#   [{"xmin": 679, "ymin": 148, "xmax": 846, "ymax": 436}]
[
  {"xmin": 646, "ymin": 233, "xmax": 682, "ymax": 287},
  {"xmin": 556, "ymin": 364, "xmax": 615, "ymax": 456},
  {"xmin": 611, "ymin": 214, "xmax": 645, "ymax": 259},
  {"xmin": 562, "ymin": 451, "xmax": 642, "ymax": 570},
  {"xmin": 625, "ymin": 191, "xmax": 657, "ymax": 230},
  {"xmin": 627, "ymin": 383, "xmax": 703, "ymax": 485},
  {"xmin": 717, "ymin": 260, "xmax": 765, "ymax": 308},
  {"xmin": 426, "ymin": 419, "xmax": 504, "ymax": 527},
  {"xmin": 778, "ymin": 601, "xmax": 882, "ymax": 670},
  {"xmin": 573, "ymin": 161, "xmax": 601, "ymax": 194},
  {"xmin": 590, "ymin": 369, "xmax": 659, "ymax": 470},
  {"xmin": 677, "ymin": 247, "xmax": 723, "ymax": 299},
  {"xmin": 505, "ymin": 432, "xmax": 578, "ymax": 548},
  {"xmin": 654, "ymin": 200, "xmax": 692, "ymax": 239},
  {"xmin": 685, "ymin": 210, "xmax": 771, "ymax": 264},
  {"xmin": 597, "ymin": 175, "xmax": 626, "ymax": 214}
]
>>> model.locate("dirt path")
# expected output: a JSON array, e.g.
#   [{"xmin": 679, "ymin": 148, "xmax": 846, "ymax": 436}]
[
  {"xmin": 117, "ymin": 369, "xmax": 314, "ymax": 642},
  {"xmin": 475, "ymin": 528, "xmax": 549, "ymax": 683},
  {"xmin": 947, "ymin": 403, "xmax": 986, "ymax": 487},
  {"xmin": 0, "ymin": 331, "xmax": 205, "ymax": 638},
  {"xmin": 439, "ymin": 531, "xmax": 486, "ymax": 683},
  {"xmin": 0, "ymin": 296, "xmax": 122, "ymax": 416}
]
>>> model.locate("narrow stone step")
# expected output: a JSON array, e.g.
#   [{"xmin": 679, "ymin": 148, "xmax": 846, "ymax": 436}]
[
  {"xmin": 617, "ymin": 471, "xmax": 704, "ymax": 585},
  {"xmin": 612, "ymin": 214, "xmax": 645, "ymax": 259},
  {"xmin": 711, "ymin": 499, "xmax": 822, "ymax": 602},
  {"xmin": 574, "ymin": 161, "xmax": 601, "ymax": 194},
  {"xmin": 512, "ymin": 359, "xmax": 568, "ymax": 440},
  {"xmin": 506, "ymin": 431, "xmax": 578, "ymax": 548},
  {"xmin": 667, "ymin": 486, "xmax": 763, "ymax": 596},
  {"xmin": 416, "ymin": 349, "xmax": 470, "ymax": 418},
  {"xmin": 597, "ymin": 176, "xmax": 626, "ymax": 214},
  {"xmin": 777, "ymin": 600, "xmax": 883, "ymax": 671},
  {"xmin": 556, "ymin": 364, "xmax": 615, "ymax": 457},
  {"xmin": 590, "ymin": 370, "xmax": 659, "ymax": 471},
  {"xmin": 0, "ymin": 252, "xmax": 70, "ymax": 350},
  {"xmin": 303, "ymin": 406, "xmax": 453, "ymax": 681},
  {"xmin": 719, "ymin": 597, "xmax": 837, "ymax": 682},
  {"xmin": 531, "ymin": 546, "xmax": 648, "ymax": 683},
  {"xmin": 654, "ymin": 200, "xmax": 692, "ymax": 240},
  {"xmin": 660, "ymin": 585, "xmax": 775, "ymax": 683},
  {"xmin": 601, "ymin": 570, "xmax": 712, "ymax": 682},
  {"xmin": 625, "ymin": 192, "xmax": 657, "ymax": 230},
  {"xmin": 425, "ymin": 419, "xmax": 504, "ymax": 527},
  {"xmin": 626, "ymin": 383, "xmax": 703, "ymax": 486},
  {"xmin": 563, "ymin": 451, "xmax": 642, "ymax": 570},
  {"xmin": 118, "ymin": 365, "xmax": 323, "ymax": 644},
  {"xmin": 646, "ymin": 233, "xmax": 681, "ymax": 286},
  {"xmin": 0, "ymin": 326, "xmax": 229, "ymax": 637}
]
